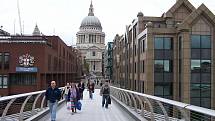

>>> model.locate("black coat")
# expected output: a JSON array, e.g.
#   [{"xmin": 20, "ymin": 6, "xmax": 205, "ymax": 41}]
[
  {"xmin": 78, "ymin": 83, "xmax": 85, "ymax": 93},
  {"xmin": 45, "ymin": 87, "xmax": 61, "ymax": 103}
]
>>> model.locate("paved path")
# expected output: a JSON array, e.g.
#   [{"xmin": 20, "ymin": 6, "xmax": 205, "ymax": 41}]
[{"xmin": 39, "ymin": 89, "xmax": 136, "ymax": 121}]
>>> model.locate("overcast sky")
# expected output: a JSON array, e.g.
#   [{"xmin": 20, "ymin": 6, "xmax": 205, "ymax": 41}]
[{"xmin": 1, "ymin": 0, "xmax": 215, "ymax": 45}]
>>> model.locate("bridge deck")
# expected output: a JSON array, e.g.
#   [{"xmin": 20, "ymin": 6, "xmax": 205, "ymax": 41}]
[{"xmin": 39, "ymin": 89, "xmax": 136, "ymax": 121}]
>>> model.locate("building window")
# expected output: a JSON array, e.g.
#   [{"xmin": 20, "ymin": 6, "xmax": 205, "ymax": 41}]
[
  {"xmin": 134, "ymin": 62, "xmax": 136, "ymax": 73},
  {"xmin": 0, "ymin": 75, "xmax": 8, "ymax": 88},
  {"xmin": 191, "ymin": 35, "xmax": 211, "ymax": 49},
  {"xmin": 92, "ymin": 51, "xmax": 96, "ymax": 56},
  {"xmin": 4, "ymin": 53, "xmax": 9, "ymax": 69},
  {"xmin": 154, "ymin": 37, "xmax": 172, "ymax": 50},
  {"xmin": 142, "ymin": 60, "xmax": 144, "ymax": 73},
  {"xmin": 10, "ymin": 74, "xmax": 36, "ymax": 85},
  {"xmin": 190, "ymin": 35, "xmax": 211, "ymax": 108},
  {"xmin": 93, "ymin": 65, "xmax": 96, "ymax": 71},
  {"xmin": 154, "ymin": 60, "xmax": 172, "ymax": 73},
  {"xmin": 48, "ymin": 55, "xmax": 52, "ymax": 71},
  {"xmin": 0, "ymin": 53, "xmax": 2, "ymax": 69}
]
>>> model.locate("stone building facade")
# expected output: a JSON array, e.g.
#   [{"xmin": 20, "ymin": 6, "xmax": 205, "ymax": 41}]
[
  {"xmin": 113, "ymin": 0, "xmax": 215, "ymax": 112},
  {"xmin": 76, "ymin": 2, "xmax": 105, "ymax": 78}
]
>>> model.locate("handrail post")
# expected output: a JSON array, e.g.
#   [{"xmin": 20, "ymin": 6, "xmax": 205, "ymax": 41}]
[
  {"xmin": 19, "ymin": 95, "xmax": 32, "ymax": 121},
  {"xmin": 1, "ymin": 98, "xmax": 16, "ymax": 120},
  {"xmin": 31, "ymin": 93, "xmax": 42, "ymax": 115}
]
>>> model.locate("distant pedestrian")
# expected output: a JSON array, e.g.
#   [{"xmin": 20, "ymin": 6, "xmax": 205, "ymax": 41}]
[
  {"xmin": 100, "ymin": 82, "xmax": 103, "ymax": 87},
  {"xmin": 78, "ymin": 81, "xmax": 85, "ymax": 100},
  {"xmin": 67, "ymin": 83, "xmax": 80, "ymax": 114},
  {"xmin": 100, "ymin": 80, "xmax": 110, "ymax": 108},
  {"xmin": 63, "ymin": 83, "xmax": 71, "ymax": 100},
  {"xmin": 45, "ymin": 81, "xmax": 61, "ymax": 121},
  {"xmin": 97, "ymin": 80, "xmax": 99, "ymax": 85},
  {"xmin": 88, "ymin": 81, "xmax": 95, "ymax": 99}
]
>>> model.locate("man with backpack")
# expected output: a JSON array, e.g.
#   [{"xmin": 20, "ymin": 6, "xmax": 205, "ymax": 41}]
[{"xmin": 100, "ymin": 80, "xmax": 110, "ymax": 108}]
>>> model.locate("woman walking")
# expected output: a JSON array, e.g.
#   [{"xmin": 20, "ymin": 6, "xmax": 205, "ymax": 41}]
[{"xmin": 67, "ymin": 83, "xmax": 80, "ymax": 114}]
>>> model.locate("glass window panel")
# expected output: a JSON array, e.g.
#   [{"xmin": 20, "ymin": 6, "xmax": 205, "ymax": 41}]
[
  {"xmin": 201, "ymin": 84, "xmax": 211, "ymax": 98},
  {"xmin": 164, "ymin": 37, "xmax": 171, "ymax": 49},
  {"xmin": 154, "ymin": 86, "xmax": 163, "ymax": 96},
  {"xmin": 201, "ymin": 73, "xmax": 211, "ymax": 83},
  {"xmin": 154, "ymin": 73, "xmax": 164, "ymax": 82},
  {"xmin": 201, "ymin": 36, "xmax": 211, "ymax": 48},
  {"xmin": 155, "ymin": 37, "xmax": 163, "ymax": 49},
  {"xmin": 0, "ymin": 53, "xmax": 2, "ymax": 69},
  {"xmin": 191, "ymin": 73, "xmax": 200, "ymax": 83},
  {"xmin": 154, "ymin": 50, "xmax": 164, "ymax": 59},
  {"xmin": 164, "ymin": 73, "xmax": 173, "ymax": 82},
  {"xmin": 154, "ymin": 60, "xmax": 164, "ymax": 72},
  {"xmin": 191, "ymin": 98, "xmax": 200, "ymax": 106},
  {"xmin": 201, "ymin": 49, "xmax": 211, "ymax": 59},
  {"xmin": 201, "ymin": 98, "xmax": 211, "ymax": 108},
  {"xmin": 201, "ymin": 60, "xmax": 211, "ymax": 73},
  {"xmin": 191, "ymin": 35, "xmax": 200, "ymax": 48},
  {"xmin": 191, "ymin": 49, "xmax": 201, "ymax": 59},
  {"xmin": 191, "ymin": 84, "xmax": 201, "ymax": 97},
  {"xmin": 0, "ymin": 76, "xmax": 2, "ymax": 88},
  {"xmin": 191, "ymin": 60, "xmax": 201, "ymax": 72},
  {"xmin": 164, "ymin": 85, "xmax": 172, "ymax": 96},
  {"xmin": 3, "ymin": 76, "xmax": 8, "ymax": 88},
  {"xmin": 164, "ymin": 50, "xmax": 173, "ymax": 59},
  {"xmin": 164, "ymin": 60, "xmax": 170, "ymax": 72}
]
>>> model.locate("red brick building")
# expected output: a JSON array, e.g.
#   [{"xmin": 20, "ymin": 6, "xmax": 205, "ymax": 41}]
[{"xmin": 0, "ymin": 29, "xmax": 83, "ymax": 96}]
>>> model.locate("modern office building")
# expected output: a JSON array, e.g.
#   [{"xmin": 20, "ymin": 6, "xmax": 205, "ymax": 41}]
[
  {"xmin": 0, "ymin": 27, "xmax": 83, "ymax": 96},
  {"xmin": 76, "ymin": 1, "xmax": 105, "ymax": 79},
  {"xmin": 113, "ymin": 0, "xmax": 215, "ymax": 111},
  {"xmin": 104, "ymin": 42, "xmax": 113, "ymax": 80}
]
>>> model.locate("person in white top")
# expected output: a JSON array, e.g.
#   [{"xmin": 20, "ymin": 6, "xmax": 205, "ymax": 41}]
[{"xmin": 63, "ymin": 83, "xmax": 71, "ymax": 100}]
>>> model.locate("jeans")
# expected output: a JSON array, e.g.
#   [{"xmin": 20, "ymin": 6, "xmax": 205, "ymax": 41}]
[
  {"xmin": 64, "ymin": 94, "xmax": 68, "ymax": 100},
  {"xmin": 102, "ymin": 95, "xmax": 109, "ymax": 108},
  {"xmin": 49, "ymin": 101, "xmax": 58, "ymax": 121}
]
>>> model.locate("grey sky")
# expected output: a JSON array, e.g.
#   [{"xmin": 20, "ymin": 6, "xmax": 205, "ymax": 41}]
[{"xmin": 1, "ymin": 0, "xmax": 215, "ymax": 45}]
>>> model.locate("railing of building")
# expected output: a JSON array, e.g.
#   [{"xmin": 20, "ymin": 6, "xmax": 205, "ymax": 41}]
[
  {"xmin": 110, "ymin": 86, "xmax": 215, "ymax": 121},
  {"xmin": 0, "ymin": 88, "xmax": 64, "ymax": 121}
]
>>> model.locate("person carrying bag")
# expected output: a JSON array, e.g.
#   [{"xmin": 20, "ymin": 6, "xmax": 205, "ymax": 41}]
[{"xmin": 100, "ymin": 80, "xmax": 110, "ymax": 109}]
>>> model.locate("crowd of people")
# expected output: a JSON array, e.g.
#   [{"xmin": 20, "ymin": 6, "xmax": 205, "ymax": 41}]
[{"xmin": 45, "ymin": 79, "xmax": 111, "ymax": 121}]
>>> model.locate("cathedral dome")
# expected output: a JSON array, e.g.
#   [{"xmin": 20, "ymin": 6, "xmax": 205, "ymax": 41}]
[
  {"xmin": 81, "ymin": 16, "xmax": 101, "ymax": 28},
  {"xmin": 80, "ymin": 1, "xmax": 102, "ymax": 29}
]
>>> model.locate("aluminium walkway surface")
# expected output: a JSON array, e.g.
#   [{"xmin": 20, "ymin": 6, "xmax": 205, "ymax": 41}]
[{"xmin": 39, "ymin": 89, "xmax": 136, "ymax": 121}]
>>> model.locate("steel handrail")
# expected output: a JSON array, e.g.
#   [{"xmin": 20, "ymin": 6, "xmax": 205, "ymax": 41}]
[
  {"xmin": 110, "ymin": 86, "xmax": 215, "ymax": 117},
  {"xmin": 0, "ymin": 87, "xmax": 64, "ymax": 102}
]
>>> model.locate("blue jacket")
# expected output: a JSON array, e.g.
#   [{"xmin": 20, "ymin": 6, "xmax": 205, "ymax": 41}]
[{"xmin": 45, "ymin": 87, "xmax": 61, "ymax": 103}]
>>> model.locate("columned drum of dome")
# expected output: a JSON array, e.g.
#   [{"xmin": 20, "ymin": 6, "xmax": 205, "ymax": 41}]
[{"xmin": 76, "ymin": 1, "xmax": 105, "ymax": 79}]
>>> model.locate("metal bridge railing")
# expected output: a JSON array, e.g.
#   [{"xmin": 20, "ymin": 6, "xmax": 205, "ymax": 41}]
[
  {"xmin": 0, "ymin": 87, "xmax": 64, "ymax": 121},
  {"xmin": 110, "ymin": 86, "xmax": 215, "ymax": 121}
]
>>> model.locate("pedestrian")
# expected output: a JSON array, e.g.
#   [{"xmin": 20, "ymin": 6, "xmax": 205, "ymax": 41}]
[
  {"xmin": 100, "ymin": 80, "xmax": 110, "ymax": 109},
  {"xmin": 78, "ymin": 81, "xmax": 85, "ymax": 100},
  {"xmin": 100, "ymin": 81, "xmax": 103, "ymax": 87},
  {"xmin": 63, "ymin": 83, "xmax": 71, "ymax": 100},
  {"xmin": 97, "ymin": 80, "xmax": 99, "ymax": 85},
  {"xmin": 67, "ymin": 83, "xmax": 80, "ymax": 114},
  {"xmin": 88, "ymin": 81, "xmax": 95, "ymax": 99},
  {"xmin": 45, "ymin": 81, "xmax": 61, "ymax": 121}
]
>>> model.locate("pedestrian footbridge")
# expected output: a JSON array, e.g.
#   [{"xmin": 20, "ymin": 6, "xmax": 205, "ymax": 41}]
[{"xmin": 0, "ymin": 86, "xmax": 215, "ymax": 121}]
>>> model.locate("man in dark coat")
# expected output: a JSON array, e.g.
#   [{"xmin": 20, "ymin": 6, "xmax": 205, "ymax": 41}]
[
  {"xmin": 45, "ymin": 81, "xmax": 61, "ymax": 121},
  {"xmin": 78, "ymin": 81, "xmax": 85, "ymax": 100}
]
